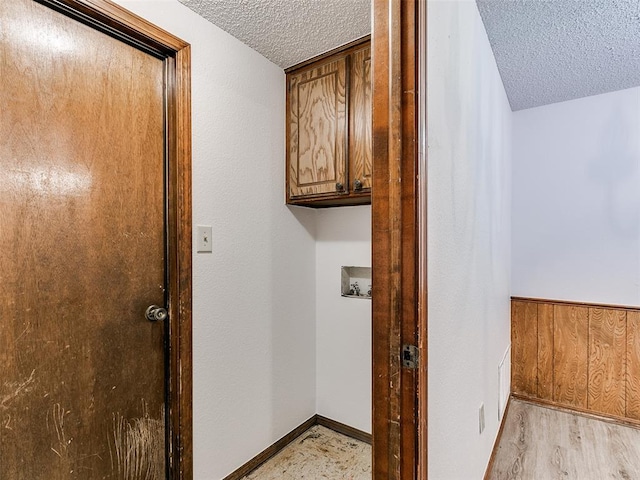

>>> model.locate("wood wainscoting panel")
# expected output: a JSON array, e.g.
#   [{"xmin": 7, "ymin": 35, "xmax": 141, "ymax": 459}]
[
  {"xmin": 512, "ymin": 298, "xmax": 640, "ymax": 424},
  {"xmin": 512, "ymin": 301, "xmax": 539, "ymax": 396},
  {"xmin": 627, "ymin": 311, "xmax": 640, "ymax": 420},
  {"xmin": 537, "ymin": 303, "xmax": 555, "ymax": 399},
  {"xmin": 588, "ymin": 308, "xmax": 626, "ymax": 416},
  {"xmin": 553, "ymin": 305, "xmax": 589, "ymax": 408}
]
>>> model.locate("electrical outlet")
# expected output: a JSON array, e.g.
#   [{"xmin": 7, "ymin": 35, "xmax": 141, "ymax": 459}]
[{"xmin": 479, "ymin": 403, "xmax": 485, "ymax": 434}]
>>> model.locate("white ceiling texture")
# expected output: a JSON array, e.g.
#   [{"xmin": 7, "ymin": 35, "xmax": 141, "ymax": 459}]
[
  {"xmin": 177, "ymin": 0, "xmax": 640, "ymax": 111},
  {"xmin": 477, "ymin": 0, "xmax": 640, "ymax": 110},
  {"xmin": 176, "ymin": 0, "xmax": 371, "ymax": 69}
]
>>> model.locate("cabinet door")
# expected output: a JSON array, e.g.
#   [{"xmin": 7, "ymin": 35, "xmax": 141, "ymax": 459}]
[
  {"xmin": 288, "ymin": 56, "xmax": 347, "ymax": 199},
  {"xmin": 349, "ymin": 44, "xmax": 372, "ymax": 192}
]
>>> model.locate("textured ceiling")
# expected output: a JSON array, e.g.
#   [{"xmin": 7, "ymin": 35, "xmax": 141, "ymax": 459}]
[
  {"xmin": 177, "ymin": 0, "xmax": 371, "ymax": 69},
  {"xmin": 476, "ymin": 0, "xmax": 640, "ymax": 110}
]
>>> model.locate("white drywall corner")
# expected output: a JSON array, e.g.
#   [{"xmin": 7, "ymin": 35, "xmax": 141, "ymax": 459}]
[{"xmin": 316, "ymin": 206, "xmax": 372, "ymax": 434}]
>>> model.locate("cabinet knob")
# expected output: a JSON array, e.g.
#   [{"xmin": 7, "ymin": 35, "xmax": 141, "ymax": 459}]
[
  {"xmin": 354, "ymin": 179, "xmax": 363, "ymax": 191},
  {"xmin": 336, "ymin": 182, "xmax": 345, "ymax": 192}
]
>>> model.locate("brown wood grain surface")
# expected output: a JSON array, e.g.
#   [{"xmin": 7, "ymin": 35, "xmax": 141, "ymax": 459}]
[
  {"xmin": 513, "ymin": 296, "xmax": 640, "ymax": 312},
  {"xmin": 627, "ymin": 311, "xmax": 640, "ymax": 419},
  {"xmin": 512, "ymin": 298, "xmax": 640, "ymax": 426},
  {"xmin": 1, "ymin": 0, "xmax": 166, "ymax": 477},
  {"xmin": 537, "ymin": 303, "xmax": 555, "ymax": 399},
  {"xmin": 588, "ymin": 308, "xmax": 626, "ymax": 416},
  {"xmin": 285, "ymin": 38, "xmax": 371, "ymax": 208},
  {"xmin": 288, "ymin": 56, "xmax": 347, "ymax": 198},
  {"xmin": 372, "ymin": 0, "xmax": 419, "ymax": 479},
  {"xmin": 349, "ymin": 44, "xmax": 372, "ymax": 192},
  {"xmin": 511, "ymin": 301, "xmax": 539, "ymax": 396},
  {"xmin": 399, "ymin": 1, "xmax": 419, "ymax": 478},
  {"xmin": 372, "ymin": 0, "xmax": 392, "ymax": 477},
  {"xmin": 553, "ymin": 305, "xmax": 589, "ymax": 408},
  {"xmin": 166, "ymin": 45, "xmax": 193, "ymax": 479}
]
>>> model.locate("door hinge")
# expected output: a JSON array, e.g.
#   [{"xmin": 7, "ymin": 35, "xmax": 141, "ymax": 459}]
[{"xmin": 402, "ymin": 344, "xmax": 419, "ymax": 369}]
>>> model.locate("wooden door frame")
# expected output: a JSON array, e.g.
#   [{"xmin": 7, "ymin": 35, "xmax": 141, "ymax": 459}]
[
  {"xmin": 371, "ymin": 0, "xmax": 426, "ymax": 478},
  {"xmin": 35, "ymin": 1, "xmax": 193, "ymax": 478},
  {"xmin": 35, "ymin": 1, "xmax": 425, "ymax": 479}
]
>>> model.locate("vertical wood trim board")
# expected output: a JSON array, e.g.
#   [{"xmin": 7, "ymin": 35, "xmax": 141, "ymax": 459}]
[
  {"xmin": 588, "ymin": 308, "xmax": 626, "ymax": 416},
  {"xmin": 511, "ymin": 301, "xmax": 538, "ymax": 397},
  {"xmin": 537, "ymin": 303, "xmax": 554, "ymax": 399},
  {"xmin": 626, "ymin": 312, "xmax": 640, "ymax": 418},
  {"xmin": 371, "ymin": 0, "xmax": 420, "ymax": 479},
  {"xmin": 511, "ymin": 298, "xmax": 640, "ymax": 422},
  {"xmin": 553, "ymin": 304, "xmax": 589, "ymax": 408}
]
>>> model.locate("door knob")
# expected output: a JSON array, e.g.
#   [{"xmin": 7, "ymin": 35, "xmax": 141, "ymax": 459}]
[
  {"xmin": 354, "ymin": 179, "xmax": 363, "ymax": 191},
  {"xmin": 145, "ymin": 305, "xmax": 168, "ymax": 322}
]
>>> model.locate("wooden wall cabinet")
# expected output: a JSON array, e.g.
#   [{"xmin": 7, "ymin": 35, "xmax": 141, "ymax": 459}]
[{"xmin": 286, "ymin": 38, "xmax": 371, "ymax": 207}]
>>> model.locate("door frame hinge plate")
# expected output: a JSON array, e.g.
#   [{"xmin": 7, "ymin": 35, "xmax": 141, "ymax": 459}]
[{"xmin": 402, "ymin": 344, "xmax": 419, "ymax": 369}]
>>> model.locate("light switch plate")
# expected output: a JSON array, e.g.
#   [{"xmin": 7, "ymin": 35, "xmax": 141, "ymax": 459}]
[{"xmin": 196, "ymin": 225, "xmax": 212, "ymax": 253}]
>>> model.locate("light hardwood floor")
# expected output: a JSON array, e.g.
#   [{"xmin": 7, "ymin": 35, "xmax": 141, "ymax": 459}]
[
  {"xmin": 242, "ymin": 425, "xmax": 371, "ymax": 479},
  {"xmin": 487, "ymin": 398, "xmax": 640, "ymax": 479}
]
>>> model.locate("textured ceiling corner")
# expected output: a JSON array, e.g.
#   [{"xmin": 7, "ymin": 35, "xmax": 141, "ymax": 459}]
[
  {"xmin": 477, "ymin": 0, "xmax": 640, "ymax": 111},
  {"xmin": 177, "ymin": 0, "xmax": 640, "ymax": 110},
  {"xmin": 177, "ymin": 0, "xmax": 371, "ymax": 69}
]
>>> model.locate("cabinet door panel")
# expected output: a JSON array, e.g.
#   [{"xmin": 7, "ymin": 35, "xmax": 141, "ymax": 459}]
[
  {"xmin": 350, "ymin": 45, "xmax": 372, "ymax": 192},
  {"xmin": 289, "ymin": 57, "xmax": 347, "ymax": 198}
]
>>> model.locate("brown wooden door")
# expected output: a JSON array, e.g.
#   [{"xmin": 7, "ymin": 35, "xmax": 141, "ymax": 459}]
[
  {"xmin": 0, "ymin": 0, "xmax": 169, "ymax": 477},
  {"xmin": 287, "ymin": 55, "xmax": 347, "ymax": 199}
]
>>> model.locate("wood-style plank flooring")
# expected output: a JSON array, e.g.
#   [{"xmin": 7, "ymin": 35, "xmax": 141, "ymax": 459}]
[
  {"xmin": 487, "ymin": 399, "xmax": 640, "ymax": 479},
  {"xmin": 242, "ymin": 425, "xmax": 371, "ymax": 479}
]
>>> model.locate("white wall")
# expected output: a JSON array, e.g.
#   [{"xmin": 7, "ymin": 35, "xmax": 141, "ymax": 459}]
[
  {"xmin": 427, "ymin": 1, "xmax": 512, "ymax": 478},
  {"xmin": 315, "ymin": 206, "xmax": 372, "ymax": 434},
  {"xmin": 512, "ymin": 87, "xmax": 640, "ymax": 306},
  {"xmin": 113, "ymin": 2, "xmax": 317, "ymax": 479}
]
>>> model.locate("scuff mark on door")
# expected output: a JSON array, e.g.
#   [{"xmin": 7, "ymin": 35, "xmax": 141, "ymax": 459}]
[
  {"xmin": 109, "ymin": 401, "xmax": 165, "ymax": 480},
  {"xmin": 0, "ymin": 369, "xmax": 36, "ymax": 410},
  {"xmin": 46, "ymin": 402, "xmax": 77, "ymax": 475},
  {"xmin": 4, "ymin": 414, "xmax": 12, "ymax": 430},
  {"xmin": 48, "ymin": 403, "xmax": 70, "ymax": 459}
]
